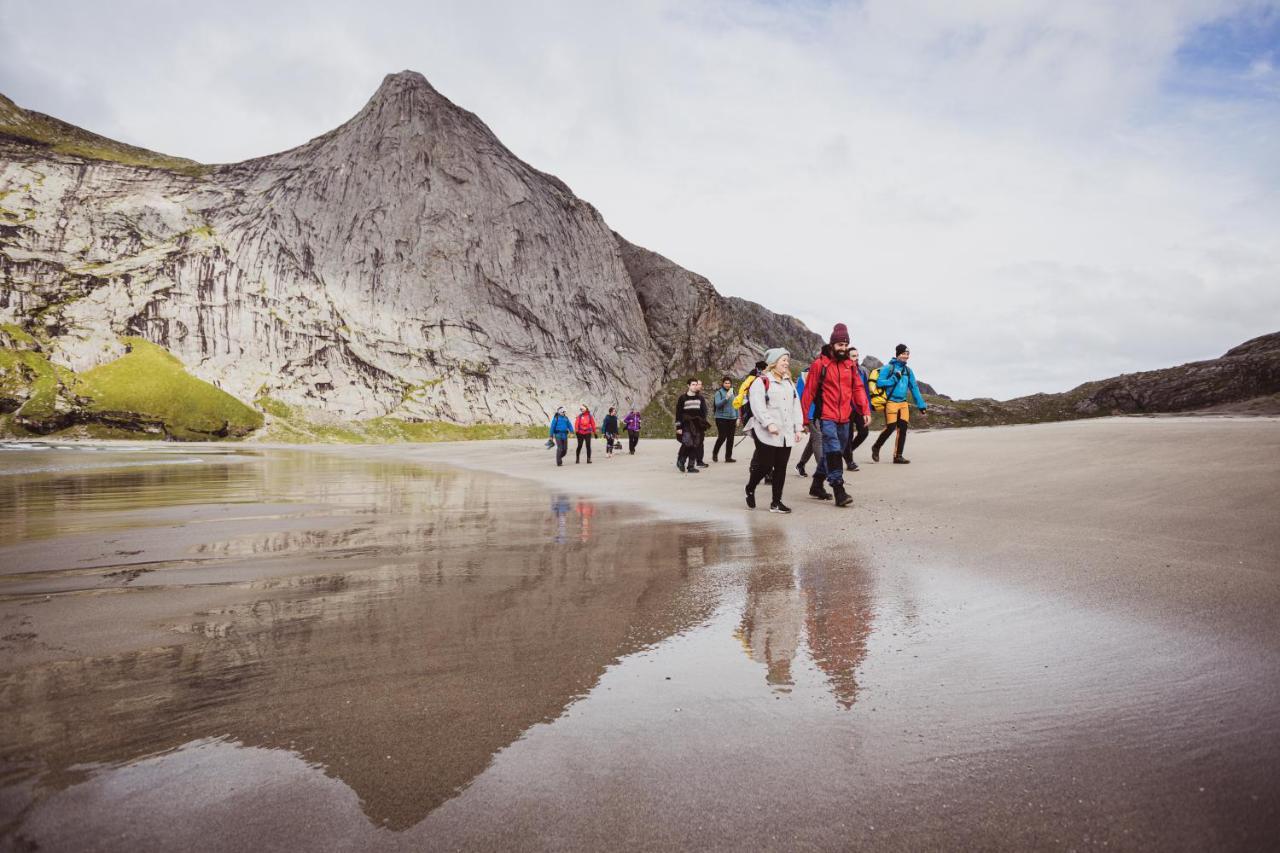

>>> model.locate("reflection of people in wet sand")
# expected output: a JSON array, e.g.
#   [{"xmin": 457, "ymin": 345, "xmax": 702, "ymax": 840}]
[
  {"xmin": 799, "ymin": 558, "xmax": 875, "ymax": 710},
  {"xmin": 551, "ymin": 494, "xmax": 572, "ymax": 544},
  {"xmin": 736, "ymin": 561, "xmax": 804, "ymax": 690},
  {"xmin": 577, "ymin": 499, "xmax": 595, "ymax": 542}
]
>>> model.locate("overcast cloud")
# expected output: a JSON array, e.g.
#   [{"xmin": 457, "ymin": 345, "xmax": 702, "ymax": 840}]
[{"xmin": 2, "ymin": 0, "xmax": 1277, "ymax": 398}]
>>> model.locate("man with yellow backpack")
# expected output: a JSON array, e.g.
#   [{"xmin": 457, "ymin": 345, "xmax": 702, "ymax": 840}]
[{"xmin": 869, "ymin": 344, "xmax": 928, "ymax": 464}]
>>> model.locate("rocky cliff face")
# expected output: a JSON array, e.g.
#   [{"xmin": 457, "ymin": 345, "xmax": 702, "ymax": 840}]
[{"xmin": 0, "ymin": 72, "xmax": 819, "ymax": 432}]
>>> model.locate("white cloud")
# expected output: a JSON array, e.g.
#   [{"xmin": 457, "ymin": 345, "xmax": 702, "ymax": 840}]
[{"xmin": 1, "ymin": 0, "xmax": 1276, "ymax": 398}]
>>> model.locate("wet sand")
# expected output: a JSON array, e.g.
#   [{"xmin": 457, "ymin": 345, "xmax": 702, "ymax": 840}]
[{"xmin": 1, "ymin": 418, "xmax": 1278, "ymax": 851}]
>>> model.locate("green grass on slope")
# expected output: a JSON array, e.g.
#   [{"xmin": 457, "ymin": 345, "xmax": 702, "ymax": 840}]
[
  {"xmin": 75, "ymin": 338, "xmax": 263, "ymax": 439},
  {"xmin": 1, "ymin": 93, "xmax": 209, "ymax": 176},
  {"xmin": 0, "ymin": 343, "xmax": 76, "ymax": 423}
]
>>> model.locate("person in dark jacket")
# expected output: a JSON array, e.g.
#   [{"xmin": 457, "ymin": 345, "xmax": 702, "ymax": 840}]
[
  {"xmin": 602, "ymin": 407, "xmax": 620, "ymax": 457},
  {"xmin": 800, "ymin": 324, "xmax": 870, "ymax": 507},
  {"xmin": 871, "ymin": 344, "xmax": 928, "ymax": 464},
  {"xmin": 549, "ymin": 407, "xmax": 572, "ymax": 467},
  {"xmin": 623, "ymin": 408, "xmax": 642, "ymax": 454},
  {"xmin": 674, "ymin": 378, "xmax": 708, "ymax": 474},
  {"xmin": 574, "ymin": 405, "xmax": 597, "ymax": 464},
  {"xmin": 843, "ymin": 345, "xmax": 873, "ymax": 471},
  {"xmin": 712, "ymin": 376, "xmax": 739, "ymax": 463}
]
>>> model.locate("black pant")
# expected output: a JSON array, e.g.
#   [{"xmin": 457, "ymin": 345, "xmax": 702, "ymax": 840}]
[
  {"xmin": 747, "ymin": 440, "xmax": 793, "ymax": 505},
  {"xmin": 576, "ymin": 434, "xmax": 592, "ymax": 462},
  {"xmin": 712, "ymin": 418, "xmax": 737, "ymax": 460},
  {"xmin": 677, "ymin": 424, "xmax": 703, "ymax": 468},
  {"xmin": 604, "ymin": 433, "xmax": 618, "ymax": 453},
  {"xmin": 627, "ymin": 429, "xmax": 640, "ymax": 453},
  {"xmin": 872, "ymin": 420, "xmax": 908, "ymax": 458},
  {"xmin": 555, "ymin": 436, "xmax": 568, "ymax": 465},
  {"xmin": 845, "ymin": 417, "xmax": 869, "ymax": 462}
]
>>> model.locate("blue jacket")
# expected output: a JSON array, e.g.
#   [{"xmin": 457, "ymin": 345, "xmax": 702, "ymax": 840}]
[
  {"xmin": 713, "ymin": 387, "xmax": 737, "ymax": 419},
  {"xmin": 549, "ymin": 413, "xmax": 572, "ymax": 438},
  {"xmin": 878, "ymin": 359, "xmax": 927, "ymax": 410},
  {"xmin": 797, "ymin": 371, "xmax": 816, "ymax": 420}
]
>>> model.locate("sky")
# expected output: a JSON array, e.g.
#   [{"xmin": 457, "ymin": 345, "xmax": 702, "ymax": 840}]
[{"xmin": 2, "ymin": 0, "xmax": 1277, "ymax": 399}]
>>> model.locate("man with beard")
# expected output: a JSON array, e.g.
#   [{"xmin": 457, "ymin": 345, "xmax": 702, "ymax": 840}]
[{"xmin": 800, "ymin": 324, "xmax": 870, "ymax": 507}]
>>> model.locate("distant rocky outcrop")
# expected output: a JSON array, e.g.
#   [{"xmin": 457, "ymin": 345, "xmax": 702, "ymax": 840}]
[
  {"xmin": 0, "ymin": 72, "xmax": 819, "ymax": 437},
  {"xmin": 921, "ymin": 332, "xmax": 1280, "ymax": 428}
]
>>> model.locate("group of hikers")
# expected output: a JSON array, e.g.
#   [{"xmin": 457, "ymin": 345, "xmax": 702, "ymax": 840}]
[
  {"xmin": 547, "ymin": 405, "xmax": 643, "ymax": 465},
  {"xmin": 546, "ymin": 323, "xmax": 928, "ymax": 514}
]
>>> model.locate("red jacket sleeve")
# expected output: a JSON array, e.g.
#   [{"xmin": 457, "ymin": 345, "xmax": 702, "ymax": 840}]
[
  {"xmin": 800, "ymin": 359, "xmax": 820, "ymax": 425},
  {"xmin": 853, "ymin": 370, "xmax": 870, "ymax": 417}
]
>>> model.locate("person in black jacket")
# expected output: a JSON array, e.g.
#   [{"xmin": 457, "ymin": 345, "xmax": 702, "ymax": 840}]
[
  {"xmin": 674, "ymin": 378, "xmax": 708, "ymax": 474},
  {"xmin": 602, "ymin": 407, "xmax": 620, "ymax": 457}
]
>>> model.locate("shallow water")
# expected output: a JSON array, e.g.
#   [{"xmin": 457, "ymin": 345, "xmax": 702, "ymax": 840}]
[{"xmin": 0, "ymin": 444, "xmax": 1276, "ymax": 851}]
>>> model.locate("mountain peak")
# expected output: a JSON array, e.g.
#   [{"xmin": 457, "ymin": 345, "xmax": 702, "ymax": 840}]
[{"xmin": 371, "ymin": 70, "xmax": 439, "ymax": 100}]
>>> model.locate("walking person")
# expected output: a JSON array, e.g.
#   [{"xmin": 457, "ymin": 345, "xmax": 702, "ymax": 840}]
[
  {"xmin": 549, "ymin": 406, "xmax": 572, "ymax": 467},
  {"xmin": 602, "ymin": 407, "xmax": 620, "ymax": 458},
  {"xmin": 693, "ymin": 379, "xmax": 711, "ymax": 468},
  {"xmin": 574, "ymin": 404, "xmax": 597, "ymax": 464},
  {"xmin": 871, "ymin": 344, "xmax": 928, "ymax": 464},
  {"xmin": 623, "ymin": 408, "xmax": 643, "ymax": 454},
  {"xmin": 712, "ymin": 376, "xmax": 739, "ymax": 463},
  {"xmin": 800, "ymin": 324, "xmax": 870, "ymax": 508},
  {"xmin": 744, "ymin": 348, "xmax": 805, "ymax": 513},
  {"xmin": 674, "ymin": 378, "xmax": 708, "ymax": 474},
  {"xmin": 843, "ymin": 345, "xmax": 873, "ymax": 471},
  {"xmin": 734, "ymin": 360, "xmax": 768, "ymax": 474}
]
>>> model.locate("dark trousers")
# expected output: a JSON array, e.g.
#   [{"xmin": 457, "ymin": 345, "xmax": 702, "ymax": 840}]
[
  {"xmin": 813, "ymin": 418, "xmax": 851, "ymax": 486},
  {"xmin": 797, "ymin": 432, "xmax": 815, "ymax": 470},
  {"xmin": 627, "ymin": 429, "xmax": 640, "ymax": 453},
  {"xmin": 604, "ymin": 433, "xmax": 618, "ymax": 454},
  {"xmin": 712, "ymin": 418, "xmax": 737, "ymax": 460},
  {"xmin": 844, "ymin": 417, "xmax": 869, "ymax": 462},
  {"xmin": 575, "ymin": 434, "xmax": 592, "ymax": 462},
  {"xmin": 873, "ymin": 421, "xmax": 908, "ymax": 458},
  {"xmin": 747, "ymin": 440, "xmax": 793, "ymax": 505},
  {"xmin": 555, "ymin": 436, "xmax": 568, "ymax": 466},
  {"xmin": 677, "ymin": 425, "xmax": 703, "ymax": 468}
]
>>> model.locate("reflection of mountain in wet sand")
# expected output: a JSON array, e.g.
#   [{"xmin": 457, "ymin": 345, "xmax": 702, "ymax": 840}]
[
  {"xmin": 737, "ymin": 554, "xmax": 875, "ymax": 708},
  {"xmin": 0, "ymin": 452, "xmax": 731, "ymax": 832}
]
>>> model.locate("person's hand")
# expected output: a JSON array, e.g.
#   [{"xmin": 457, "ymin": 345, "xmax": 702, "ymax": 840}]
[
  {"xmin": 794, "ymin": 432, "xmax": 804, "ymax": 444},
  {"xmin": 767, "ymin": 423, "xmax": 780, "ymax": 435},
  {"xmin": 862, "ymin": 414, "xmax": 870, "ymax": 427}
]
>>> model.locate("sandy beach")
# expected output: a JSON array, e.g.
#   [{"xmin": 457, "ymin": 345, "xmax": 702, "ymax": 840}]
[{"xmin": 1, "ymin": 416, "xmax": 1278, "ymax": 851}]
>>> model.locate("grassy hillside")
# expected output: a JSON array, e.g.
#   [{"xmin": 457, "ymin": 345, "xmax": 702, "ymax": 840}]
[{"xmin": 1, "ymin": 93, "xmax": 209, "ymax": 176}]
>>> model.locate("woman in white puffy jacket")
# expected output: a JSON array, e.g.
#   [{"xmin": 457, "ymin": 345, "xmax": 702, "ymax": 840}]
[{"xmin": 745, "ymin": 347, "xmax": 806, "ymax": 513}]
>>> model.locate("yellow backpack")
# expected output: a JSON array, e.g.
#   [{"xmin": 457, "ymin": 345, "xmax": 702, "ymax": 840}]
[{"xmin": 867, "ymin": 368, "xmax": 888, "ymax": 411}]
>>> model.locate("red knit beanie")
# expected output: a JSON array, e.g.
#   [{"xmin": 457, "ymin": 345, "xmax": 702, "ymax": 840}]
[{"xmin": 830, "ymin": 323, "xmax": 850, "ymax": 345}]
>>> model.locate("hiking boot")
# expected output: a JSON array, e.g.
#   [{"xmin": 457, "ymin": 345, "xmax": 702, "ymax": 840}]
[
  {"xmin": 871, "ymin": 447, "xmax": 881, "ymax": 463},
  {"xmin": 687, "ymin": 465, "xmax": 700, "ymax": 474},
  {"xmin": 770, "ymin": 501, "xmax": 792, "ymax": 514},
  {"xmin": 833, "ymin": 484, "xmax": 853, "ymax": 507},
  {"xmin": 893, "ymin": 456, "xmax": 911, "ymax": 464},
  {"xmin": 745, "ymin": 488, "xmax": 756, "ymax": 509},
  {"xmin": 696, "ymin": 461, "xmax": 709, "ymax": 468},
  {"xmin": 676, "ymin": 462, "xmax": 685, "ymax": 473},
  {"xmin": 809, "ymin": 476, "xmax": 832, "ymax": 501},
  {"xmin": 725, "ymin": 457, "xmax": 736, "ymax": 463},
  {"xmin": 795, "ymin": 464, "xmax": 806, "ymax": 477},
  {"xmin": 847, "ymin": 460, "xmax": 860, "ymax": 472}
]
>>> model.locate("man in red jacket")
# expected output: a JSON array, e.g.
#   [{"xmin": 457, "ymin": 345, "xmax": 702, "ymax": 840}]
[{"xmin": 800, "ymin": 323, "xmax": 870, "ymax": 507}]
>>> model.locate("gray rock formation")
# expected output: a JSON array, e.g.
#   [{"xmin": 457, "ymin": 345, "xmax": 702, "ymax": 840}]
[
  {"xmin": 1, "ymin": 72, "xmax": 819, "ymax": 428},
  {"xmin": 923, "ymin": 332, "xmax": 1280, "ymax": 428}
]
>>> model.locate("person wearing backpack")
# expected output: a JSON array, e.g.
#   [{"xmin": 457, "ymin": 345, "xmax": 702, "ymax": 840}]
[
  {"xmin": 793, "ymin": 346, "xmax": 828, "ymax": 477},
  {"xmin": 735, "ymin": 360, "xmax": 768, "ymax": 476},
  {"xmin": 843, "ymin": 345, "xmax": 873, "ymax": 471},
  {"xmin": 712, "ymin": 376, "xmax": 739, "ymax": 463},
  {"xmin": 674, "ymin": 378, "xmax": 708, "ymax": 474},
  {"xmin": 549, "ymin": 406, "xmax": 573, "ymax": 467},
  {"xmin": 800, "ymin": 324, "xmax": 870, "ymax": 508},
  {"xmin": 744, "ymin": 347, "xmax": 805, "ymax": 513},
  {"xmin": 602, "ymin": 407, "xmax": 620, "ymax": 458},
  {"xmin": 870, "ymin": 344, "xmax": 928, "ymax": 464},
  {"xmin": 623, "ymin": 408, "xmax": 643, "ymax": 454},
  {"xmin": 574, "ymin": 405, "xmax": 598, "ymax": 464}
]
